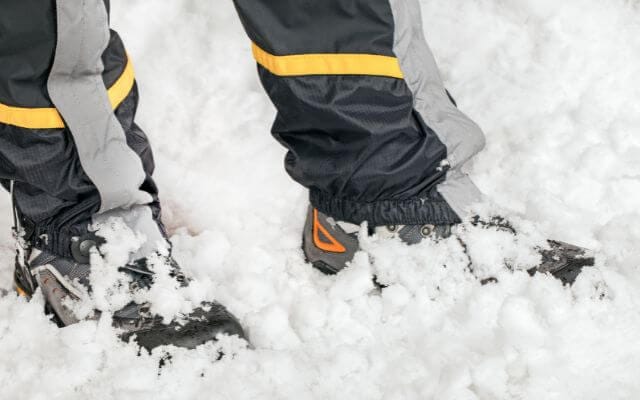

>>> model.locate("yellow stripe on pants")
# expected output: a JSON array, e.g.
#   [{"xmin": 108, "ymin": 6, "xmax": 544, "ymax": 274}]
[
  {"xmin": 252, "ymin": 43, "xmax": 404, "ymax": 79},
  {"xmin": 0, "ymin": 56, "xmax": 136, "ymax": 130}
]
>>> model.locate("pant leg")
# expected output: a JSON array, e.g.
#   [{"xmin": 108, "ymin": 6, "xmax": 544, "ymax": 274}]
[
  {"xmin": 0, "ymin": 0, "xmax": 165, "ymax": 260},
  {"xmin": 233, "ymin": 0, "xmax": 485, "ymax": 226}
]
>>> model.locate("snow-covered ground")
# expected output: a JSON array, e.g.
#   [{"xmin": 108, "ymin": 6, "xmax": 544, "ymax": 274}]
[{"xmin": 2, "ymin": 0, "xmax": 640, "ymax": 398}]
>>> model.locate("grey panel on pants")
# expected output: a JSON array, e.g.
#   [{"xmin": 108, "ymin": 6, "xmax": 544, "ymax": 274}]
[
  {"xmin": 388, "ymin": 0, "xmax": 485, "ymax": 218},
  {"xmin": 47, "ymin": 0, "xmax": 164, "ymax": 258}
]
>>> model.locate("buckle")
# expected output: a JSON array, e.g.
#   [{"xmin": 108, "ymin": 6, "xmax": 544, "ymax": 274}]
[{"xmin": 70, "ymin": 234, "xmax": 105, "ymax": 264}]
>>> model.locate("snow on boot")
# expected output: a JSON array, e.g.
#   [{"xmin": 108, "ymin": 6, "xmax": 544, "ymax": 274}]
[
  {"xmin": 14, "ymin": 238, "xmax": 246, "ymax": 351},
  {"xmin": 302, "ymin": 206, "xmax": 451, "ymax": 274},
  {"xmin": 302, "ymin": 206, "xmax": 594, "ymax": 285},
  {"xmin": 468, "ymin": 216, "xmax": 595, "ymax": 285}
]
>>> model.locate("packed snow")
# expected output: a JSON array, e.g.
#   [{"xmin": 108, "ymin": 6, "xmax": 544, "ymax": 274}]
[{"xmin": 1, "ymin": 0, "xmax": 640, "ymax": 399}]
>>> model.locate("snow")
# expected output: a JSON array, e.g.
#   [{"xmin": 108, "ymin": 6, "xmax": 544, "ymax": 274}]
[{"xmin": 1, "ymin": 0, "xmax": 640, "ymax": 398}]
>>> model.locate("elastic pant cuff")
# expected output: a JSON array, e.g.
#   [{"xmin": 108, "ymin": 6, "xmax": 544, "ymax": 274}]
[
  {"xmin": 28, "ymin": 212, "xmax": 168, "ymax": 262},
  {"xmin": 309, "ymin": 188, "xmax": 462, "ymax": 227}
]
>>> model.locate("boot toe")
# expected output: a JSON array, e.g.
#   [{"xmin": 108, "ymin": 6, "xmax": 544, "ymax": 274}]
[{"xmin": 121, "ymin": 302, "xmax": 247, "ymax": 351}]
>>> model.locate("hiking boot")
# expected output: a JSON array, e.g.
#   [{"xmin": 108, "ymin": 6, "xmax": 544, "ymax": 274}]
[
  {"xmin": 302, "ymin": 206, "xmax": 451, "ymax": 275},
  {"xmin": 302, "ymin": 206, "xmax": 594, "ymax": 285},
  {"xmin": 13, "ymin": 235, "xmax": 247, "ymax": 351}
]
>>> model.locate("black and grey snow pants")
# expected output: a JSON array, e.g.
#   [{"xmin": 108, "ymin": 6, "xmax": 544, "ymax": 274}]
[
  {"xmin": 0, "ymin": 0, "xmax": 165, "ymax": 259},
  {"xmin": 233, "ymin": 0, "xmax": 486, "ymax": 226},
  {"xmin": 0, "ymin": 0, "xmax": 485, "ymax": 260}
]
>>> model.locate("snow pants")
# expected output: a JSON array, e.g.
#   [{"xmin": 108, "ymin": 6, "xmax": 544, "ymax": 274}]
[
  {"xmin": 235, "ymin": 0, "xmax": 486, "ymax": 225},
  {"xmin": 0, "ymin": 0, "xmax": 164, "ymax": 259},
  {"xmin": 0, "ymin": 0, "xmax": 485, "ymax": 260}
]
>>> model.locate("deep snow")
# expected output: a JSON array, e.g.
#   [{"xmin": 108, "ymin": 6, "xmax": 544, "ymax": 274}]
[{"xmin": 2, "ymin": 0, "xmax": 640, "ymax": 399}]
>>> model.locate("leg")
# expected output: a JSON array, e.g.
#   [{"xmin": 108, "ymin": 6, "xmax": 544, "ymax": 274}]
[
  {"xmin": 0, "ymin": 0, "xmax": 164, "ymax": 260},
  {"xmin": 0, "ymin": 0, "xmax": 245, "ymax": 347},
  {"xmin": 233, "ymin": 0, "xmax": 485, "ymax": 226},
  {"xmin": 232, "ymin": 1, "xmax": 593, "ymax": 282}
]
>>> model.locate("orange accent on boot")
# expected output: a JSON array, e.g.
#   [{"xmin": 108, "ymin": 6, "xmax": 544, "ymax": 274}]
[
  {"xmin": 313, "ymin": 209, "xmax": 347, "ymax": 253},
  {"xmin": 15, "ymin": 285, "xmax": 27, "ymax": 298}
]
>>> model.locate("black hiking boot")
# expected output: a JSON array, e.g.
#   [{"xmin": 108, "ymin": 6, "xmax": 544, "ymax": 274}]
[
  {"xmin": 302, "ymin": 206, "xmax": 594, "ymax": 285},
  {"xmin": 13, "ymin": 235, "xmax": 247, "ymax": 351}
]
